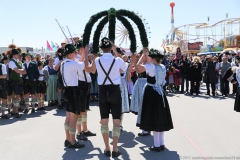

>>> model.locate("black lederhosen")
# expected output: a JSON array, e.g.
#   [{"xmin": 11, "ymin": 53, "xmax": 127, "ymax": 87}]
[
  {"xmin": 64, "ymin": 86, "xmax": 81, "ymax": 114},
  {"xmin": 0, "ymin": 83, "xmax": 7, "ymax": 99},
  {"xmin": 99, "ymin": 84, "xmax": 122, "ymax": 119},
  {"xmin": 7, "ymin": 78, "xmax": 23, "ymax": 96},
  {"xmin": 98, "ymin": 58, "xmax": 122, "ymax": 119},
  {"xmin": 23, "ymin": 79, "xmax": 36, "ymax": 94},
  {"xmin": 78, "ymin": 81, "xmax": 91, "ymax": 111},
  {"xmin": 36, "ymin": 81, "xmax": 46, "ymax": 94}
]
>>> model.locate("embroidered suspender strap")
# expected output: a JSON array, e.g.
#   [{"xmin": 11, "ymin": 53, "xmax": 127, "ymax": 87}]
[
  {"xmin": 99, "ymin": 58, "xmax": 116, "ymax": 85},
  {"xmin": 83, "ymin": 70, "xmax": 87, "ymax": 82}
]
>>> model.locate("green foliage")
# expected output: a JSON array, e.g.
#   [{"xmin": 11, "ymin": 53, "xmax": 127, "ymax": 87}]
[
  {"xmin": 92, "ymin": 16, "xmax": 109, "ymax": 53},
  {"xmin": 108, "ymin": 8, "xmax": 116, "ymax": 42},
  {"xmin": 117, "ymin": 9, "xmax": 149, "ymax": 47},
  {"xmin": 82, "ymin": 11, "xmax": 108, "ymax": 46},
  {"xmin": 117, "ymin": 15, "xmax": 136, "ymax": 53}
]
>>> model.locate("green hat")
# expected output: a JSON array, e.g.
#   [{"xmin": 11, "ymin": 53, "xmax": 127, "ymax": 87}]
[
  {"xmin": 3, "ymin": 56, "xmax": 8, "ymax": 61},
  {"xmin": 99, "ymin": 37, "xmax": 112, "ymax": 48},
  {"xmin": 148, "ymin": 48, "xmax": 164, "ymax": 58},
  {"xmin": 11, "ymin": 49, "xmax": 20, "ymax": 55},
  {"xmin": 76, "ymin": 40, "xmax": 83, "ymax": 49},
  {"xmin": 25, "ymin": 52, "xmax": 32, "ymax": 57},
  {"xmin": 64, "ymin": 44, "xmax": 78, "ymax": 56},
  {"xmin": 38, "ymin": 61, "xmax": 43, "ymax": 66}
]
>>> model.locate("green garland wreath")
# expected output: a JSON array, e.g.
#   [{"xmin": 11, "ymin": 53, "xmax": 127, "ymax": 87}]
[
  {"xmin": 108, "ymin": 8, "xmax": 116, "ymax": 42},
  {"xmin": 117, "ymin": 15, "xmax": 136, "ymax": 53},
  {"xmin": 82, "ymin": 11, "xmax": 108, "ymax": 46},
  {"xmin": 92, "ymin": 16, "xmax": 109, "ymax": 53},
  {"xmin": 117, "ymin": 9, "xmax": 149, "ymax": 47}
]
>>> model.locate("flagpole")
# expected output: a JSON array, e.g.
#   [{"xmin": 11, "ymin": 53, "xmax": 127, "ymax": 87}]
[
  {"xmin": 55, "ymin": 19, "xmax": 70, "ymax": 43},
  {"xmin": 66, "ymin": 26, "xmax": 75, "ymax": 45}
]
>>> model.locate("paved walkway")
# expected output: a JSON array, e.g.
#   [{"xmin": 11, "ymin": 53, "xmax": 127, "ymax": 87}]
[{"xmin": 1, "ymin": 86, "xmax": 240, "ymax": 160}]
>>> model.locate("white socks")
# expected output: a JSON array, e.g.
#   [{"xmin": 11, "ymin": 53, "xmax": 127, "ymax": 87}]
[{"xmin": 153, "ymin": 131, "xmax": 164, "ymax": 147}]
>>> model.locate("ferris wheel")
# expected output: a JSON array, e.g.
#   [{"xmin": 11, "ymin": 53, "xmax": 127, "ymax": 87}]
[{"xmin": 100, "ymin": 12, "xmax": 151, "ymax": 51}]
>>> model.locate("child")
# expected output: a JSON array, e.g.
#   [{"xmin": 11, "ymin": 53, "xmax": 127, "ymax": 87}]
[{"xmin": 37, "ymin": 61, "xmax": 49, "ymax": 110}]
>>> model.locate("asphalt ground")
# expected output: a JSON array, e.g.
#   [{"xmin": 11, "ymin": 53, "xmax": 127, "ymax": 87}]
[{"xmin": 0, "ymin": 84, "xmax": 240, "ymax": 160}]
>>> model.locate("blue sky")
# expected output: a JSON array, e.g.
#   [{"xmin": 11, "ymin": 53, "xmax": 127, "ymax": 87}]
[{"xmin": 0, "ymin": 0, "xmax": 239, "ymax": 50}]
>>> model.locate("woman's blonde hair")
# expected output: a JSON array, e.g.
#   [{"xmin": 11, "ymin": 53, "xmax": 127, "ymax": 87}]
[{"xmin": 192, "ymin": 56, "xmax": 201, "ymax": 63}]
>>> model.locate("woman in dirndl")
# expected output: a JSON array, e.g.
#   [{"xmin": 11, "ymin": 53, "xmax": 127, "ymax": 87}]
[
  {"xmin": 44, "ymin": 57, "xmax": 57, "ymax": 106},
  {"xmin": 137, "ymin": 48, "xmax": 173, "ymax": 152},
  {"xmin": 130, "ymin": 51, "xmax": 150, "ymax": 136},
  {"xmin": 234, "ymin": 56, "xmax": 240, "ymax": 112}
]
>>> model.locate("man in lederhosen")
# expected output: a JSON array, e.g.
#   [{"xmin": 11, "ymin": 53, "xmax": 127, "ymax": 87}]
[
  {"xmin": 8, "ymin": 49, "xmax": 26, "ymax": 118},
  {"xmin": 22, "ymin": 52, "xmax": 39, "ymax": 113},
  {"xmin": 93, "ymin": 37, "xmax": 128, "ymax": 158},
  {"xmin": 55, "ymin": 42, "xmax": 66, "ymax": 109},
  {"xmin": 75, "ymin": 40, "xmax": 96, "ymax": 141},
  {"xmin": 0, "ymin": 53, "xmax": 10, "ymax": 119},
  {"xmin": 61, "ymin": 44, "xmax": 85, "ymax": 148}
]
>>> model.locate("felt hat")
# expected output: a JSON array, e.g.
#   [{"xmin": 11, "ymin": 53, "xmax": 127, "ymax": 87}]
[
  {"xmin": 11, "ymin": 49, "xmax": 20, "ymax": 55},
  {"xmin": 64, "ymin": 44, "xmax": 78, "ymax": 56},
  {"xmin": 76, "ymin": 40, "xmax": 84, "ymax": 49},
  {"xmin": 99, "ymin": 37, "xmax": 112, "ymax": 48},
  {"xmin": 148, "ymin": 48, "xmax": 164, "ymax": 58}
]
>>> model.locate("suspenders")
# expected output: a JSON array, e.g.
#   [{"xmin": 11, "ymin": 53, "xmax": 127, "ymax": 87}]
[
  {"xmin": 61, "ymin": 61, "xmax": 70, "ymax": 87},
  {"xmin": 99, "ymin": 58, "xmax": 116, "ymax": 85}
]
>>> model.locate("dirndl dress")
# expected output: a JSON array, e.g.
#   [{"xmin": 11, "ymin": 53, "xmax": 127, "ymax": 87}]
[
  {"xmin": 46, "ymin": 65, "xmax": 57, "ymax": 101},
  {"xmin": 234, "ymin": 68, "xmax": 240, "ymax": 112},
  {"xmin": 137, "ymin": 64, "xmax": 173, "ymax": 132},
  {"xmin": 90, "ymin": 72, "xmax": 98, "ymax": 96},
  {"xmin": 120, "ymin": 74, "xmax": 130, "ymax": 113},
  {"xmin": 130, "ymin": 72, "xmax": 147, "ymax": 115}
]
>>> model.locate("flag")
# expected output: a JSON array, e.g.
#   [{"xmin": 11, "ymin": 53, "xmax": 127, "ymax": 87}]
[
  {"xmin": 51, "ymin": 41, "xmax": 57, "ymax": 51},
  {"xmin": 46, "ymin": 41, "xmax": 52, "ymax": 51},
  {"xmin": 55, "ymin": 43, "xmax": 60, "ymax": 49}
]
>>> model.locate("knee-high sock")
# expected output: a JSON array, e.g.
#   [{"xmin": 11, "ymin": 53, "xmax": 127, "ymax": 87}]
[
  {"xmin": 159, "ymin": 132, "xmax": 164, "ymax": 146},
  {"xmin": 153, "ymin": 131, "xmax": 161, "ymax": 147},
  {"xmin": 57, "ymin": 93, "xmax": 62, "ymax": 105}
]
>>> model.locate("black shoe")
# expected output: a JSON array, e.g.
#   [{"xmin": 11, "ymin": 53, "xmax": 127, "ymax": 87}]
[
  {"xmin": 41, "ymin": 107, "xmax": 46, "ymax": 110},
  {"xmin": 1, "ymin": 114, "xmax": 10, "ymax": 119},
  {"xmin": 82, "ymin": 130, "xmax": 96, "ymax": 137},
  {"xmin": 149, "ymin": 146, "xmax": 161, "ymax": 152},
  {"xmin": 160, "ymin": 145, "xmax": 165, "ymax": 150},
  {"xmin": 15, "ymin": 113, "xmax": 20, "ymax": 118},
  {"xmin": 138, "ymin": 132, "xmax": 150, "ymax": 136},
  {"xmin": 18, "ymin": 108, "xmax": 24, "ymax": 112},
  {"xmin": 23, "ymin": 108, "xmax": 29, "ymax": 114},
  {"xmin": 180, "ymin": 91, "xmax": 184, "ymax": 94},
  {"xmin": 120, "ymin": 126, "xmax": 123, "ymax": 132},
  {"xmin": 212, "ymin": 94, "xmax": 215, "ymax": 97},
  {"xmin": 31, "ymin": 108, "xmax": 35, "ymax": 113},
  {"xmin": 58, "ymin": 105, "xmax": 63, "ymax": 109},
  {"xmin": 64, "ymin": 140, "xmax": 70, "ymax": 147},
  {"xmin": 35, "ymin": 103, "xmax": 38, "ymax": 107},
  {"xmin": 68, "ymin": 141, "xmax": 85, "ymax": 148},
  {"xmin": 112, "ymin": 150, "xmax": 121, "ymax": 158},
  {"xmin": 205, "ymin": 93, "xmax": 210, "ymax": 96},
  {"xmin": 8, "ymin": 109, "xmax": 10, "ymax": 114},
  {"xmin": 10, "ymin": 112, "xmax": 15, "ymax": 116},
  {"xmin": 104, "ymin": 150, "xmax": 111, "ymax": 157},
  {"xmin": 77, "ymin": 133, "xmax": 88, "ymax": 141},
  {"xmin": 189, "ymin": 93, "xmax": 193, "ymax": 95}
]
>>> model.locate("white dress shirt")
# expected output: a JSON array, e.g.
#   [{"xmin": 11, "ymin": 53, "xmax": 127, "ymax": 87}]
[
  {"xmin": 38, "ymin": 69, "xmax": 44, "ymax": 81},
  {"xmin": 74, "ymin": 54, "xmax": 82, "ymax": 62},
  {"xmin": 78, "ymin": 62, "xmax": 92, "ymax": 83},
  {"xmin": 54, "ymin": 57, "xmax": 60, "ymax": 66},
  {"xmin": 22, "ymin": 61, "xmax": 31, "ymax": 79},
  {"xmin": 60, "ymin": 58, "xmax": 82, "ymax": 86},
  {"xmin": 95, "ymin": 53, "xmax": 127, "ymax": 85},
  {"xmin": 1, "ymin": 64, "xmax": 7, "ymax": 75}
]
